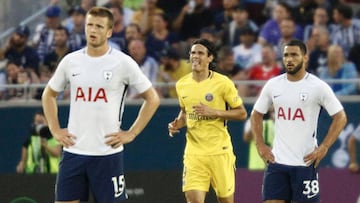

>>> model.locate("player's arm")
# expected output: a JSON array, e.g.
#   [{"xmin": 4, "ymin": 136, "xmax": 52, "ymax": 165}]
[
  {"xmin": 192, "ymin": 103, "xmax": 247, "ymax": 121},
  {"xmin": 168, "ymin": 108, "xmax": 187, "ymax": 137},
  {"xmin": 321, "ymin": 110, "xmax": 347, "ymax": 150},
  {"xmin": 304, "ymin": 110, "xmax": 347, "ymax": 167},
  {"xmin": 243, "ymin": 119, "xmax": 253, "ymax": 143},
  {"xmin": 348, "ymin": 134, "xmax": 359, "ymax": 172},
  {"xmin": 128, "ymin": 86, "xmax": 160, "ymax": 138},
  {"xmin": 251, "ymin": 109, "xmax": 275, "ymax": 164},
  {"xmin": 42, "ymin": 86, "xmax": 75, "ymax": 147},
  {"xmin": 42, "ymin": 86, "xmax": 61, "ymax": 134}
]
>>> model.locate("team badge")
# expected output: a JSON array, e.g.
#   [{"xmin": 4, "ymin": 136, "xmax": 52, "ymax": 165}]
[
  {"xmin": 299, "ymin": 92, "xmax": 308, "ymax": 102},
  {"xmin": 205, "ymin": 93, "xmax": 213, "ymax": 101},
  {"xmin": 103, "ymin": 70, "xmax": 113, "ymax": 81}
]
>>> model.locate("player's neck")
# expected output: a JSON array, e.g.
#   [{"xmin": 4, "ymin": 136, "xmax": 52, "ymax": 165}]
[
  {"xmin": 192, "ymin": 70, "xmax": 211, "ymax": 82},
  {"xmin": 286, "ymin": 69, "xmax": 307, "ymax": 82},
  {"xmin": 86, "ymin": 43, "xmax": 110, "ymax": 57}
]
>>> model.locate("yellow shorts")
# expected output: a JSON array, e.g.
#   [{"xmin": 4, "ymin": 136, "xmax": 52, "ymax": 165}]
[{"xmin": 182, "ymin": 153, "xmax": 236, "ymax": 198}]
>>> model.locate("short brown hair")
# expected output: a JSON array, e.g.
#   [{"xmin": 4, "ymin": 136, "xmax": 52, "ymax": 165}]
[{"xmin": 87, "ymin": 6, "xmax": 114, "ymax": 29}]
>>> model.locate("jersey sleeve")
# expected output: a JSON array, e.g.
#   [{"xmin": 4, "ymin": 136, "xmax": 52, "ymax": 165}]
[
  {"xmin": 126, "ymin": 57, "xmax": 152, "ymax": 94},
  {"xmin": 253, "ymin": 80, "xmax": 273, "ymax": 114},
  {"xmin": 223, "ymin": 78, "xmax": 243, "ymax": 108},
  {"xmin": 47, "ymin": 56, "xmax": 69, "ymax": 92},
  {"xmin": 319, "ymin": 81, "xmax": 344, "ymax": 116}
]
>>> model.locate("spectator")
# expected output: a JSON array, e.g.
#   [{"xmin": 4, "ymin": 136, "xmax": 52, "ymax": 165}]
[
  {"xmin": 216, "ymin": 45, "xmax": 244, "ymax": 80},
  {"xmin": 127, "ymin": 39, "xmax": 159, "ymax": 98},
  {"xmin": 274, "ymin": 17, "xmax": 298, "ymax": 60},
  {"xmin": 122, "ymin": 23, "xmax": 143, "ymax": 55},
  {"xmin": 291, "ymin": 0, "xmax": 319, "ymax": 26},
  {"xmin": 157, "ymin": 47, "xmax": 191, "ymax": 98},
  {"xmin": 0, "ymin": 25, "xmax": 40, "ymax": 76},
  {"xmin": 307, "ymin": 25, "xmax": 331, "ymax": 75},
  {"xmin": 64, "ymin": 0, "xmax": 97, "ymax": 17},
  {"xmin": 232, "ymin": 27, "xmax": 262, "ymax": 70},
  {"xmin": 32, "ymin": 5, "xmax": 62, "ymax": 62},
  {"xmin": 156, "ymin": 0, "xmax": 187, "ymax": 21},
  {"xmin": 43, "ymin": 26, "xmax": 74, "ymax": 74},
  {"xmin": 318, "ymin": 45, "xmax": 358, "ymax": 96},
  {"xmin": 330, "ymin": 3, "xmax": 360, "ymax": 57},
  {"xmin": 16, "ymin": 111, "xmax": 61, "ymax": 174},
  {"xmin": 108, "ymin": 3, "xmax": 126, "ymax": 50},
  {"xmin": 80, "ymin": 0, "xmax": 97, "ymax": 11},
  {"xmin": 5, "ymin": 60, "xmax": 40, "ymax": 101},
  {"xmin": 215, "ymin": 45, "xmax": 247, "ymax": 97},
  {"xmin": 214, "ymin": 0, "xmax": 239, "ymax": 31},
  {"xmin": 103, "ymin": 0, "xmax": 134, "ymax": 26},
  {"xmin": 145, "ymin": 13, "xmax": 180, "ymax": 62},
  {"xmin": 67, "ymin": 5, "xmax": 87, "ymax": 51},
  {"xmin": 303, "ymin": 6, "xmax": 336, "ymax": 43},
  {"xmin": 348, "ymin": 124, "xmax": 360, "ymax": 173},
  {"xmin": 199, "ymin": 27, "xmax": 221, "ymax": 50},
  {"xmin": 172, "ymin": 0, "xmax": 215, "ymax": 42},
  {"xmin": 247, "ymin": 44, "xmax": 282, "ymax": 96},
  {"xmin": 221, "ymin": 4, "xmax": 259, "ymax": 47},
  {"xmin": 258, "ymin": 2, "xmax": 303, "ymax": 47},
  {"xmin": 243, "ymin": 0, "xmax": 267, "ymax": 26},
  {"xmin": 131, "ymin": 0, "xmax": 164, "ymax": 34}
]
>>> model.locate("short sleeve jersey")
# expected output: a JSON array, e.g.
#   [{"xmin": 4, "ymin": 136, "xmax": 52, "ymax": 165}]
[
  {"xmin": 48, "ymin": 47, "xmax": 152, "ymax": 155},
  {"xmin": 176, "ymin": 71, "xmax": 243, "ymax": 155},
  {"xmin": 253, "ymin": 73, "xmax": 343, "ymax": 166}
]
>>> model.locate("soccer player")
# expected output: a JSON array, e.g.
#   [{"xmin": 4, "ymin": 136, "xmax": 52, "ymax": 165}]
[
  {"xmin": 250, "ymin": 39, "xmax": 347, "ymax": 203},
  {"xmin": 168, "ymin": 38, "xmax": 248, "ymax": 203},
  {"xmin": 41, "ymin": 7, "xmax": 160, "ymax": 203}
]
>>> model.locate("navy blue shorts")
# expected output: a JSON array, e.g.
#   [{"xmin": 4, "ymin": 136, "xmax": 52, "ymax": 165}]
[
  {"xmin": 55, "ymin": 151, "xmax": 128, "ymax": 202},
  {"xmin": 262, "ymin": 163, "xmax": 320, "ymax": 202}
]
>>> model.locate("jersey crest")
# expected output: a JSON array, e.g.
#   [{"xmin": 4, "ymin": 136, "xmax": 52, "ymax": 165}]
[
  {"xmin": 205, "ymin": 93, "xmax": 213, "ymax": 102},
  {"xmin": 103, "ymin": 70, "xmax": 113, "ymax": 81},
  {"xmin": 299, "ymin": 92, "xmax": 308, "ymax": 102}
]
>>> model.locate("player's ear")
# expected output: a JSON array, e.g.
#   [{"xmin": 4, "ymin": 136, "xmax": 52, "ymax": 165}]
[{"xmin": 303, "ymin": 54, "xmax": 309, "ymax": 64}]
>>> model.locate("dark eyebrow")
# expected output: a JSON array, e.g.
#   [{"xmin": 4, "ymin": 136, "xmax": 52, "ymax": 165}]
[
  {"xmin": 189, "ymin": 50, "xmax": 206, "ymax": 54},
  {"xmin": 283, "ymin": 52, "xmax": 299, "ymax": 56}
]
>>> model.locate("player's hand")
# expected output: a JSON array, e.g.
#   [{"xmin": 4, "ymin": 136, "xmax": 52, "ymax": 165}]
[
  {"xmin": 16, "ymin": 162, "xmax": 25, "ymax": 173},
  {"xmin": 52, "ymin": 128, "xmax": 76, "ymax": 148},
  {"xmin": 303, "ymin": 145, "xmax": 328, "ymax": 168},
  {"xmin": 256, "ymin": 142, "xmax": 275, "ymax": 164},
  {"xmin": 348, "ymin": 162, "xmax": 359, "ymax": 173},
  {"xmin": 105, "ymin": 131, "xmax": 136, "ymax": 148},
  {"xmin": 168, "ymin": 118, "xmax": 184, "ymax": 137},
  {"xmin": 192, "ymin": 103, "xmax": 216, "ymax": 117}
]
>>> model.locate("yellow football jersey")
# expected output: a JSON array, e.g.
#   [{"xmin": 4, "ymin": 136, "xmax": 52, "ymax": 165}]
[{"xmin": 176, "ymin": 71, "xmax": 243, "ymax": 155}]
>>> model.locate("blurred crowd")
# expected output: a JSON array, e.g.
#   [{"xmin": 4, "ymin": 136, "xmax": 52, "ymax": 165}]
[{"xmin": 0, "ymin": 0, "xmax": 359, "ymax": 101}]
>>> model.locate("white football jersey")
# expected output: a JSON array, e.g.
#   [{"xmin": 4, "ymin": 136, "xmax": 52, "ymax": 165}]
[
  {"xmin": 48, "ymin": 47, "xmax": 152, "ymax": 155},
  {"xmin": 253, "ymin": 73, "xmax": 343, "ymax": 166}
]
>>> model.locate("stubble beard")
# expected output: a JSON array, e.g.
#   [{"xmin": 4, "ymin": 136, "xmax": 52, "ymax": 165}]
[{"xmin": 286, "ymin": 61, "xmax": 303, "ymax": 75}]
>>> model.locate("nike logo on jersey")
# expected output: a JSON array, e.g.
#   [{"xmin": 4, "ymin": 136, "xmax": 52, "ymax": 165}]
[
  {"xmin": 182, "ymin": 96, "xmax": 188, "ymax": 99},
  {"xmin": 307, "ymin": 193, "xmax": 317, "ymax": 199},
  {"xmin": 273, "ymin": 95, "xmax": 281, "ymax": 99},
  {"xmin": 72, "ymin": 73, "xmax": 81, "ymax": 77}
]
